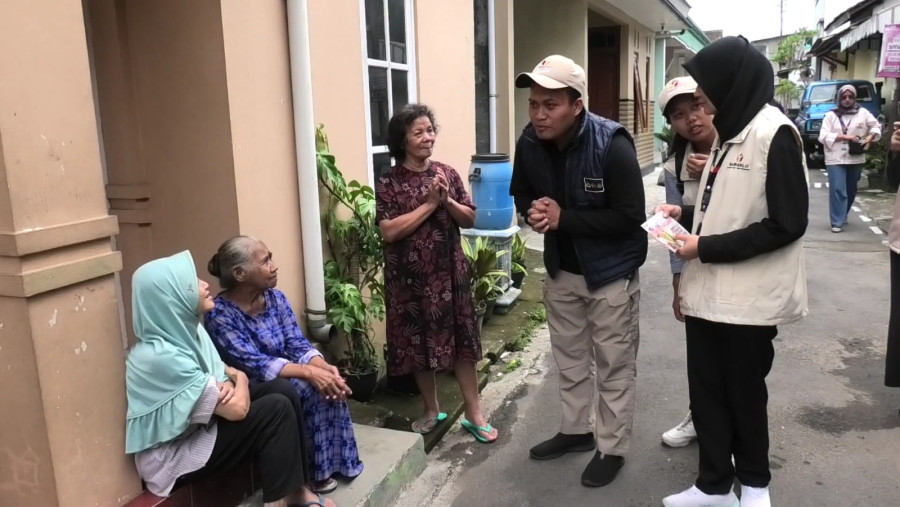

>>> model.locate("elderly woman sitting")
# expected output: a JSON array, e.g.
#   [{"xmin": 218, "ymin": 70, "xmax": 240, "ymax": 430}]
[
  {"xmin": 125, "ymin": 251, "xmax": 334, "ymax": 507},
  {"xmin": 204, "ymin": 236, "xmax": 363, "ymax": 494}
]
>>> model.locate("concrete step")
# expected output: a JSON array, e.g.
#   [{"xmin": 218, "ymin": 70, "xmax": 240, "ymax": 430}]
[{"xmin": 239, "ymin": 424, "xmax": 425, "ymax": 507}]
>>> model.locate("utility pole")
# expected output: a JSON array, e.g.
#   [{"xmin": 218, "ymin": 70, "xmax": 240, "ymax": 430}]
[{"xmin": 780, "ymin": 0, "xmax": 785, "ymax": 36}]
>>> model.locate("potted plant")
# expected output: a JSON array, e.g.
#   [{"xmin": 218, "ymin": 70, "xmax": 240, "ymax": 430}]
[
  {"xmin": 316, "ymin": 125, "xmax": 385, "ymax": 402},
  {"xmin": 511, "ymin": 233, "xmax": 527, "ymax": 289},
  {"xmin": 461, "ymin": 236, "xmax": 506, "ymax": 330}
]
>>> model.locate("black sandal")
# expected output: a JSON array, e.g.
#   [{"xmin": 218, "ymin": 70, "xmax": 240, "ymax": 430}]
[{"xmin": 310, "ymin": 477, "xmax": 338, "ymax": 494}]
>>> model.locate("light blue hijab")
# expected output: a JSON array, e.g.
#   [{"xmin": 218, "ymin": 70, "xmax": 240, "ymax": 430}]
[{"xmin": 125, "ymin": 251, "xmax": 228, "ymax": 454}]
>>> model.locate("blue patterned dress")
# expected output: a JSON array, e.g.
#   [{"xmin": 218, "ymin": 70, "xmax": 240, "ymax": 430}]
[{"xmin": 205, "ymin": 289, "xmax": 363, "ymax": 482}]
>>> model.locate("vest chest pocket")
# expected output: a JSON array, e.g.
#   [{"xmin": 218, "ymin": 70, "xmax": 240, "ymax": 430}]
[{"xmin": 572, "ymin": 177, "xmax": 608, "ymax": 208}]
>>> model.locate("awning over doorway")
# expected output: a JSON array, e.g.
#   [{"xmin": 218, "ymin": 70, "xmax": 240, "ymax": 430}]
[
  {"xmin": 840, "ymin": 17, "xmax": 879, "ymax": 51},
  {"xmin": 808, "ymin": 22, "xmax": 851, "ymax": 57}
]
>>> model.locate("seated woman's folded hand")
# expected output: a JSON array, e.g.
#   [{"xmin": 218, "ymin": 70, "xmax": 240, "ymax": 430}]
[
  {"xmin": 307, "ymin": 365, "xmax": 351, "ymax": 401},
  {"xmin": 214, "ymin": 376, "xmax": 251, "ymax": 421},
  {"xmin": 217, "ymin": 380, "xmax": 235, "ymax": 404}
]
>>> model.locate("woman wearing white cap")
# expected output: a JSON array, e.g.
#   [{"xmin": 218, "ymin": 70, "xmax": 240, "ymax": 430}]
[
  {"xmin": 818, "ymin": 84, "xmax": 881, "ymax": 232},
  {"xmin": 657, "ymin": 76, "xmax": 717, "ymax": 449}
]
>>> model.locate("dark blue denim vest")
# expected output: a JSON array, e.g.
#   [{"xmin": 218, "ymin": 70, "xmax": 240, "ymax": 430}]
[{"xmin": 518, "ymin": 112, "xmax": 648, "ymax": 291}]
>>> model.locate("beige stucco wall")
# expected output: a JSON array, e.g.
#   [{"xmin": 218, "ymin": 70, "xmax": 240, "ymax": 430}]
[
  {"xmin": 1, "ymin": 0, "xmax": 140, "ymax": 505},
  {"xmin": 416, "ymin": 0, "xmax": 477, "ymax": 173},
  {"xmin": 496, "ymin": 0, "xmax": 517, "ymax": 156},
  {"xmin": 220, "ymin": 0, "xmax": 306, "ymax": 313},
  {"xmin": 309, "ymin": 0, "xmax": 370, "ymax": 187},
  {"xmin": 89, "ymin": 0, "xmax": 244, "ymax": 340},
  {"xmin": 91, "ymin": 0, "xmax": 319, "ymax": 338},
  {"xmin": 123, "ymin": 0, "xmax": 241, "ymax": 282},
  {"xmin": 513, "ymin": 0, "xmax": 589, "ymax": 135}
]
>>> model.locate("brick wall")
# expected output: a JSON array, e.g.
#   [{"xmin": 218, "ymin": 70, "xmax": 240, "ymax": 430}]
[{"xmin": 618, "ymin": 99, "xmax": 655, "ymax": 168}]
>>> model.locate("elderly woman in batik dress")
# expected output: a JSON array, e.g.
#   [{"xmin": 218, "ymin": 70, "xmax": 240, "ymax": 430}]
[
  {"xmin": 375, "ymin": 103, "xmax": 498, "ymax": 443},
  {"xmin": 204, "ymin": 236, "xmax": 362, "ymax": 495}
]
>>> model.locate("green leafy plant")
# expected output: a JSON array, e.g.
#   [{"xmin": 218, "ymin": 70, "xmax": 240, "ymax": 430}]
[
  {"xmin": 864, "ymin": 132, "xmax": 891, "ymax": 190},
  {"xmin": 503, "ymin": 358, "xmax": 523, "ymax": 373},
  {"xmin": 460, "ymin": 236, "xmax": 506, "ymax": 309},
  {"xmin": 526, "ymin": 304, "xmax": 547, "ymax": 324},
  {"xmin": 504, "ymin": 303, "xmax": 547, "ymax": 352},
  {"xmin": 772, "ymin": 28, "xmax": 817, "ymax": 69},
  {"xmin": 511, "ymin": 233, "xmax": 527, "ymax": 277},
  {"xmin": 654, "ymin": 124, "xmax": 673, "ymax": 146},
  {"xmin": 316, "ymin": 125, "xmax": 384, "ymax": 375},
  {"xmin": 775, "ymin": 79, "xmax": 802, "ymax": 108}
]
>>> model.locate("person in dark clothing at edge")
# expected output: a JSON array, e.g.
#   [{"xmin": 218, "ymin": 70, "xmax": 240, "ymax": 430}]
[
  {"xmin": 657, "ymin": 37, "xmax": 809, "ymax": 507},
  {"xmin": 509, "ymin": 54, "xmax": 647, "ymax": 489}
]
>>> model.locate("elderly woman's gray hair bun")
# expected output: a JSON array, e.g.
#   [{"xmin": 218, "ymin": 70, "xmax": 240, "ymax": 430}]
[
  {"xmin": 207, "ymin": 253, "xmax": 222, "ymax": 278},
  {"xmin": 208, "ymin": 236, "xmax": 259, "ymax": 290}
]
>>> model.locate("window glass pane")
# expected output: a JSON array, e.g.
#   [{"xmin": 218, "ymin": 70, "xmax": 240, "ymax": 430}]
[
  {"xmin": 368, "ymin": 66, "xmax": 389, "ymax": 145},
  {"xmin": 373, "ymin": 153, "xmax": 393, "ymax": 182},
  {"xmin": 388, "ymin": 0, "xmax": 407, "ymax": 63},
  {"xmin": 365, "ymin": 0, "xmax": 386, "ymax": 60},
  {"xmin": 391, "ymin": 69, "xmax": 408, "ymax": 112}
]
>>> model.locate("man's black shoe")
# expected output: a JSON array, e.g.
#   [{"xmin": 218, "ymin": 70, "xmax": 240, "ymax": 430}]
[
  {"xmin": 580, "ymin": 452, "xmax": 624, "ymax": 487},
  {"xmin": 529, "ymin": 432, "xmax": 595, "ymax": 460}
]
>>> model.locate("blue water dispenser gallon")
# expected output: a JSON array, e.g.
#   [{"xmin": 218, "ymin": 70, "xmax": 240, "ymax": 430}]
[{"xmin": 468, "ymin": 154, "xmax": 514, "ymax": 230}]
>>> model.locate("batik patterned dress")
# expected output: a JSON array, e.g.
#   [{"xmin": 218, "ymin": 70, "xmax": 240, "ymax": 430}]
[
  {"xmin": 375, "ymin": 161, "xmax": 481, "ymax": 376},
  {"xmin": 205, "ymin": 289, "xmax": 363, "ymax": 481}
]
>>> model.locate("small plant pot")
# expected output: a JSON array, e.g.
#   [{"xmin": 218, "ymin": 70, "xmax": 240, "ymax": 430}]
[
  {"xmin": 483, "ymin": 299, "xmax": 497, "ymax": 324},
  {"xmin": 511, "ymin": 271, "xmax": 525, "ymax": 289},
  {"xmin": 475, "ymin": 304, "xmax": 486, "ymax": 333},
  {"xmin": 344, "ymin": 370, "xmax": 379, "ymax": 402}
]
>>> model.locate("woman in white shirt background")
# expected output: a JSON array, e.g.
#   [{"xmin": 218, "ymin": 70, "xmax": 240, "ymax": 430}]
[{"xmin": 818, "ymin": 84, "xmax": 882, "ymax": 233}]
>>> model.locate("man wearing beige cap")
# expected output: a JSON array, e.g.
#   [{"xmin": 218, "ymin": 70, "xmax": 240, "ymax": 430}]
[{"xmin": 509, "ymin": 54, "xmax": 647, "ymax": 488}]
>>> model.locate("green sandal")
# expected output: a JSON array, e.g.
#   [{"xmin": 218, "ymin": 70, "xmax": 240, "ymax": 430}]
[
  {"xmin": 410, "ymin": 412, "xmax": 448, "ymax": 434},
  {"xmin": 460, "ymin": 418, "xmax": 497, "ymax": 444}
]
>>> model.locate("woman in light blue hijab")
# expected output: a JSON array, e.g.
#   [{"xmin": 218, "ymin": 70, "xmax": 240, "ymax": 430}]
[{"xmin": 125, "ymin": 251, "xmax": 335, "ymax": 507}]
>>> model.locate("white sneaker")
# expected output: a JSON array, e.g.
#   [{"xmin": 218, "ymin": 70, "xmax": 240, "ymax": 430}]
[
  {"xmin": 662, "ymin": 485, "xmax": 739, "ymax": 507},
  {"xmin": 740, "ymin": 486, "xmax": 771, "ymax": 507},
  {"xmin": 662, "ymin": 412, "xmax": 697, "ymax": 447}
]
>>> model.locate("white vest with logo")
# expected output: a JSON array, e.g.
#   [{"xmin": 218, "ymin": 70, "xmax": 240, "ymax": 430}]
[{"xmin": 680, "ymin": 104, "xmax": 809, "ymax": 326}]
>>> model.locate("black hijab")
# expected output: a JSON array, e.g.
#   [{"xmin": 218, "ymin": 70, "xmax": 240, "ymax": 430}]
[{"xmin": 683, "ymin": 36, "xmax": 774, "ymax": 142}]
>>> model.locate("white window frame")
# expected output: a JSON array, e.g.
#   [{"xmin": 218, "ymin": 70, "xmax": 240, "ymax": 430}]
[{"xmin": 359, "ymin": 0, "xmax": 418, "ymax": 185}]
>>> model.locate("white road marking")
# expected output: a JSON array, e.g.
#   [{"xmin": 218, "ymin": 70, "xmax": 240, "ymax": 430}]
[
  {"xmin": 826, "ymin": 183, "xmax": 830, "ymax": 188},
  {"xmin": 814, "ymin": 182, "xmax": 822, "ymax": 189},
  {"xmin": 859, "ymin": 215, "xmax": 872, "ymax": 223},
  {"xmin": 870, "ymin": 226, "xmax": 884, "ymax": 235},
  {"xmin": 823, "ymin": 172, "xmax": 828, "ymax": 176},
  {"xmin": 851, "ymin": 206, "xmax": 861, "ymax": 212}
]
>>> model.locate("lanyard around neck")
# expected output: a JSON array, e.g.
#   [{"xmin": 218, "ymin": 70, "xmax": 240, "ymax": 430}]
[
  {"xmin": 838, "ymin": 115, "xmax": 852, "ymax": 134},
  {"xmin": 696, "ymin": 144, "xmax": 733, "ymax": 234}
]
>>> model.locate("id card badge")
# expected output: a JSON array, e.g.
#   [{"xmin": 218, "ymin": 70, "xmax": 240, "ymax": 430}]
[{"xmin": 841, "ymin": 141, "xmax": 848, "ymax": 151}]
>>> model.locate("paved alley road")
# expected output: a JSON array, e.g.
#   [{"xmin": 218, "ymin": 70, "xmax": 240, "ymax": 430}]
[{"xmin": 396, "ymin": 167, "xmax": 900, "ymax": 507}]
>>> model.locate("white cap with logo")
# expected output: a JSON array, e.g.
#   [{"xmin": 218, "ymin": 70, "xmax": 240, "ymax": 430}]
[
  {"xmin": 658, "ymin": 76, "xmax": 698, "ymax": 117},
  {"xmin": 515, "ymin": 55, "xmax": 587, "ymax": 99}
]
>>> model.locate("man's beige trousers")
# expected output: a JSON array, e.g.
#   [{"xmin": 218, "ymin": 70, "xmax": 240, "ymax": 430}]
[{"xmin": 543, "ymin": 270, "xmax": 640, "ymax": 456}]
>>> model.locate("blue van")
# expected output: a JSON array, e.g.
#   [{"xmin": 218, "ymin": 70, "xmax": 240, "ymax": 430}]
[{"xmin": 794, "ymin": 79, "xmax": 883, "ymax": 168}]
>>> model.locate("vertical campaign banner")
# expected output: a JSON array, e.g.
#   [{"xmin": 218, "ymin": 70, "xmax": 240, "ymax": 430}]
[{"xmin": 878, "ymin": 24, "xmax": 900, "ymax": 78}]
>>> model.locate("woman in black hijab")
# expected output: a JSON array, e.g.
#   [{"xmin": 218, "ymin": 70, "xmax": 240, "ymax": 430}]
[{"xmin": 658, "ymin": 36, "xmax": 809, "ymax": 507}]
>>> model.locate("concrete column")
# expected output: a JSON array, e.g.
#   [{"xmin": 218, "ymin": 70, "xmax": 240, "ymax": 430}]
[{"xmin": 0, "ymin": 1, "xmax": 140, "ymax": 505}]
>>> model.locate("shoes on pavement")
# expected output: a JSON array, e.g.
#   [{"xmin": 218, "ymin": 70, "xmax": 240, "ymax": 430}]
[
  {"xmin": 739, "ymin": 486, "xmax": 771, "ymax": 507},
  {"xmin": 580, "ymin": 452, "xmax": 623, "ymax": 488},
  {"xmin": 831, "ymin": 226, "xmax": 842, "ymax": 233},
  {"xmin": 662, "ymin": 485, "xmax": 739, "ymax": 507},
  {"xmin": 662, "ymin": 412, "xmax": 697, "ymax": 447},
  {"xmin": 529, "ymin": 432, "xmax": 594, "ymax": 460}
]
